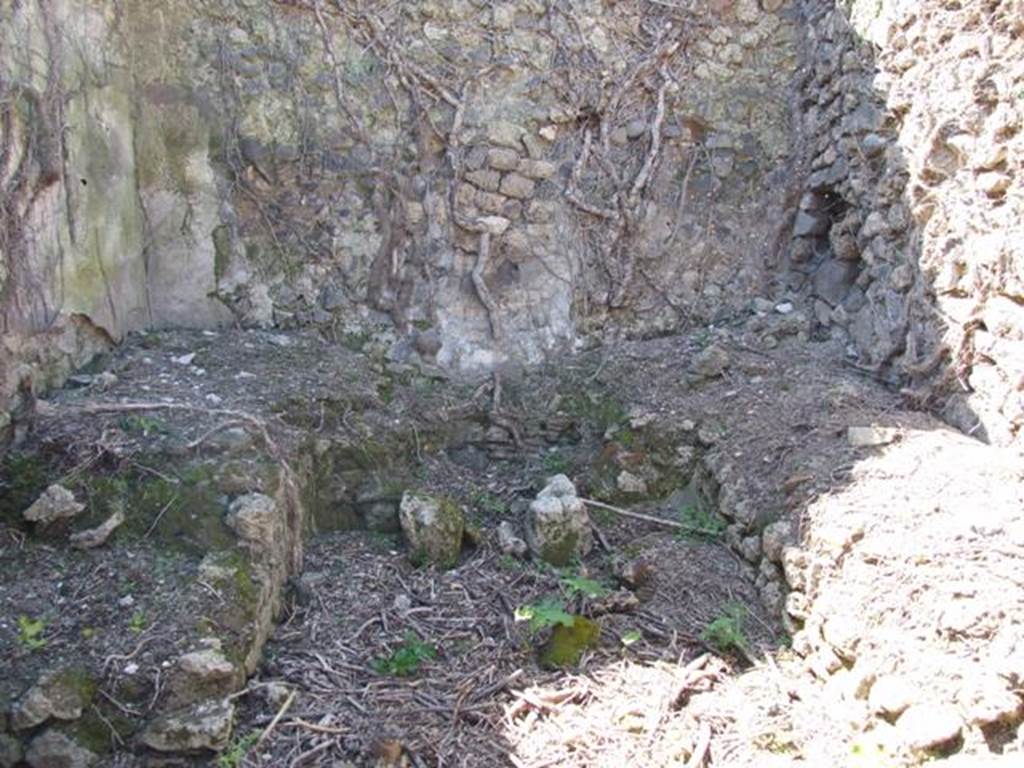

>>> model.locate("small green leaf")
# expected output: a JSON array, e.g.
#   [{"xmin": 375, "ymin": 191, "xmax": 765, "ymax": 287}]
[
  {"xmin": 17, "ymin": 615, "xmax": 47, "ymax": 650},
  {"xmin": 620, "ymin": 630, "xmax": 642, "ymax": 647},
  {"xmin": 372, "ymin": 632, "xmax": 437, "ymax": 677},
  {"xmin": 560, "ymin": 575, "xmax": 610, "ymax": 599},
  {"xmin": 514, "ymin": 598, "xmax": 575, "ymax": 635}
]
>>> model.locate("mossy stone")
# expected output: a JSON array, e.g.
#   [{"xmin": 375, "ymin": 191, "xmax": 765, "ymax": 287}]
[
  {"xmin": 540, "ymin": 616, "xmax": 601, "ymax": 669},
  {"xmin": 399, "ymin": 492, "xmax": 465, "ymax": 569}
]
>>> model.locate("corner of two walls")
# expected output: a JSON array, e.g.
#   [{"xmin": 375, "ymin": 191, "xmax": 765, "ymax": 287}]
[
  {"xmin": 0, "ymin": 0, "xmax": 233, "ymax": 427},
  {"xmin": 3, "ymin": 0, "xmax": 812, "ymax": 421}
]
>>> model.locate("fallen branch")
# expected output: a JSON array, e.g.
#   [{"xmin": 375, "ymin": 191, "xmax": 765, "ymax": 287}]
[
  {"xmin": 579, "ymin": 498, "xmax": 687, "ymax": 531},
  {"xmin": 258, "ymin": 689, "xmax": 297, "ymax": 748},
  {"xmin": 280, "ymin": 718, "xmax": 347, "ymax": 735}
]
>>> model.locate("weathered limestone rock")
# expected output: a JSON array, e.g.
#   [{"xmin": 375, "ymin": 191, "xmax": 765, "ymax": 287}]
[
  {"xmin": 615, "ymin": 470, "xmax": 648, "ymax": 497},
  {"xmin": 23, "ymin": 485, "xmax": 84, "ymax": 526},
  {"xmin": 869, "ymin": 675, "xmax": 917, "ymax": 718},
  {"xmin": 399, "ymin": 492, "xmax": 465, "ymax": 568},
  {"xmin": 487, "ymin": 148, "xmax": 520, "ymax": 171},
  {"xmin": 140, "ymin": 698, "xmax": 235, "ymax": 753},
  {"xmin": 517, "ymin": 159, "xmax": 556, "ymax": 180},
  {"xmin": 499, "ymin": 173, "xmax": 536, "ymax": 200},
  {"xmin": 847, "ymin": 426, "xmax": 899, "ymax": 447},
  {"xmin": 11, "ymin": 669, "xmax": 95, "ymax": 731},
  {"xmin": 479, "ymin": 216, "xmax": 511, "ymax": 236},
  {"xmin": 896, "ymin": 703, "xmax": 963, "ymax": 753},
  {"xmin": 25, "ymin": 730, "xmax": 96, "ymax": 768},
  {"xmin": 497, "ymin": 521, "xmax": 528, "ymax": 558},
  {"xmin": 226, "ymin": 493, "xmax": 279, "ymax": 550},
  {"xmin": 525, "ymin": 475, "xmax": 593, "ymax": 566},
  {"xmin": 689, "ymin": 344, "xmax": 730, "ymax": 380},
  {"xmin": 0, "ymin": 734, "xmax": 23, "ymax": 768},
  {"xmin": 465, "ymin": 169, "xmax": 501, "ymax": 192},
  {"xmin": 761, "ymin": 520, "xmax": 793, "ymax": 563},
  {"xmin": 957, "ymin": 677, "xmax": 1024, "ymax": 727},
  {"xmin": 170, "ymin": 646, "xmax": 241, "ymax": 705},
  {"xmin": 69, "ymin": 508, "xmax": 125, "ymax": 549},
  {"xmin": 487, "ymin": 122, "xmax": 525, "ymax": 149}
]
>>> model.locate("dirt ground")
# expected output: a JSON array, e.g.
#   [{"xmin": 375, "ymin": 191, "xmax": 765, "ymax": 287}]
[{"xmin": 2, "ymin": 313, "xmax": 1022, "ymax": 767}]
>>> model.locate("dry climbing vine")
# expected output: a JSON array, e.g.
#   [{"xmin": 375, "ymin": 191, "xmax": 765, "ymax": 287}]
[
  {"xmin": 266, "ymin": 0, "xmax": 712, "ymax": 333},
  {"xmin": 546, "ymin": 0, "xmax": 710, "ymax": 310}
]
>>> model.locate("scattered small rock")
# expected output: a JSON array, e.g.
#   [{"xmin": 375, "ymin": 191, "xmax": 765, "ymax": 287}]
[
  {"xmin": 610, "ymin": 555, "xmax": 650, "ymax": 588},
  {"xmin": 590, "ymin": 590, "xmax": 640, "ymax": 616},
  {"xmin": 625, "ymin": 119, "xmax": 648, "ymax": 139},
  {"xmin": 263, "ymin": 682, "xmax": 294, "ymax": 709},
  {"xmin": 392, "ymin": 593, "xmax": 413, "ymax": 613},
  {"xmin": 94, "ymin": 371, "xmax": 119, "ymax": 390},
  {"xmin": 761, "ymin": 520, "xmax": 793, "ymax": 563},
  {"xmin": 25, "ymin": 730, "xmax": 96, "ymax": 768},
  {"xmin": 496, "ymin": 521, "xmax": 528, "ymax": 558},
  {"xmin": 172, "ymin": 352, "xmax": 196, "ymax": 365},
  {"xmin": 689, "ymin": 344, "xmax": 730, "ymax": 380},
  {"xmin": 847, "ymin": 426, "xmax": 900, "ymax": 447},
  {"xmin": 23, "ymin": 485, "xmax": 85, "ymax": 526},
  {"xmin": 70, "ymin": 507, "xmax": 126, "ymax": 549}
]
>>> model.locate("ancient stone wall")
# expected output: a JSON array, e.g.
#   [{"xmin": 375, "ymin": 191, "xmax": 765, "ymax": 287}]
[
  {"xmin": 1, "ymin": 0, "xmax": 805, "ymax": 420},
  {"xmin": 790, "ymin": 0, "xmax": 1023, "ymax": 446}
]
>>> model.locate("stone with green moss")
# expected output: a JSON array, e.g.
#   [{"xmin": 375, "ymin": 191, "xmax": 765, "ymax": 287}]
[
  {"xmin": 170, "ymin": 645, "xmax": 241, "ymax": 707},
  {"xmin": 140, "ymin": 698, "xmax": 235, "ymax": 753},
  {"xmin": 399, "ymin": 492, "xmax": 465, "ymax": 569},
  {"xmin": 25, "ymin": 729, "xmax": 97, "ymax": 768},
  {"xmin": 540, "ymin": 616, "xmax": 601, "ymax": 669},
  {"xmin": 524, "ymin": 475, "xmax": 593, "ymax": 567},
  {"xmin": 11, "ymin": 667, "xmax": 97, "ymax": 730}
]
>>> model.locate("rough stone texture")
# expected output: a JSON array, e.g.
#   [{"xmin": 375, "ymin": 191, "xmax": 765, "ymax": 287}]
[
  {"xmin": 11, "ymin": 669, "xmax": 94, "ymax": 731},
  {"xmin": 689, "ymin": 344, "xmax": 731, "ymax": 380},
  {"xmin": 0, "ymin": 0, "xmax": 803, "ymax": 413},
  {"xmin": 497, "ymin": 521, "xmax": 529, "ymax": 559},
  {"xmin": 525, "ymin": 475, "xmax": 593, "ymax": 566},
  {"xmin": 22, "ymin": 485, "xmax": 84, "ymax": 526},
  {"xmin": 170, "ymin": 647, "xmax": 242, "ymax": 706},
  {"xmin": 398, "ymin": 492, "xmax": 465, "ymax": 569},
  {"xmin": 0, "ymin": 734, "xmax": 22, "ymax": 768},
  {"xmin": 896, "ymin": 703, "xmax": 964, "ymax": 753},
  {"xmin": 139, "ymin": 698, "xmax": 235, "ymax": 753},
  {"xmin": 791, "ymin": 0, "xmax": 1024, "ymax": 447},
  {"xmin": 226, "ymin": 493, "xmax": 281, "ymax": 554},
  {"xmin": 24, "ymin": 730, "xmax": 96, "ymax": 768}
]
